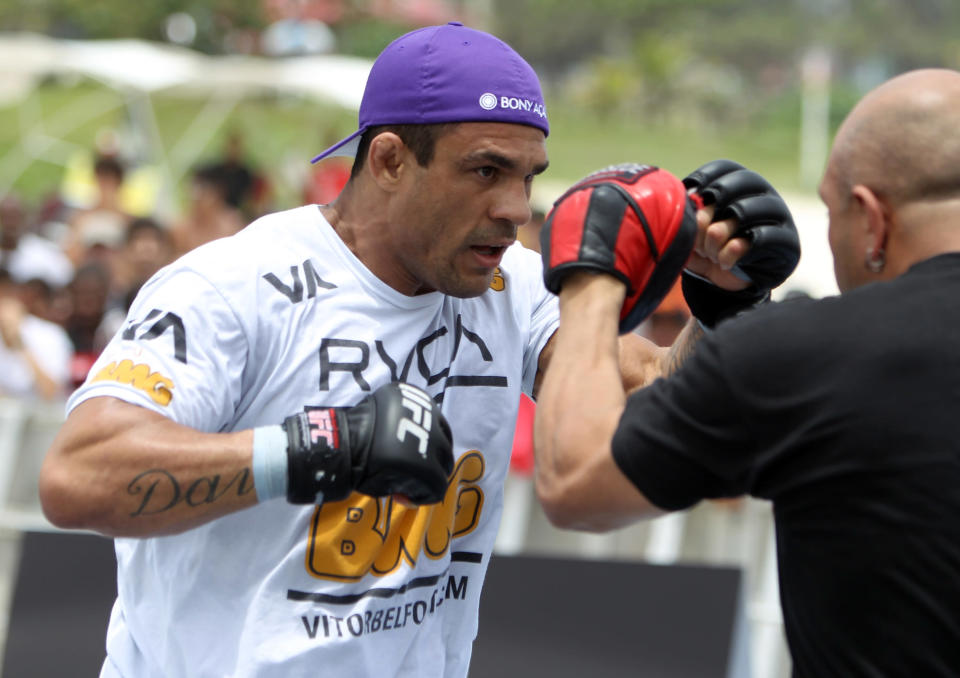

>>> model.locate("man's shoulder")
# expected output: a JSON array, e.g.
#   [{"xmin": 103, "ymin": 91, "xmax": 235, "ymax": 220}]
[
  {"xmin": 167, "ymin": 205, "xmax": 329, "ymax": 281},
  {"xmin": 214, "ymin": 204, "xmax": 326, "ymax": 252},
  {"xmin": 710, "ymin": 293, "xmax": 851, "ymax": 358},
  {"xmin": 730, "ymin": 291, "xmax": 846, "ymax": 329}
]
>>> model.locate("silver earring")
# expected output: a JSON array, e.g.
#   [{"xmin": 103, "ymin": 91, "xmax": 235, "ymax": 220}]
[{"xmin": 865, "ymin": 248, "xmax": 886, "ymax": 274}]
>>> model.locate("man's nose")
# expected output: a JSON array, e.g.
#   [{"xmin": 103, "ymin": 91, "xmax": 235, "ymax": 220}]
[{"xmin": 491, "ymin": 180, "xmax": 533, "ymax": 228}]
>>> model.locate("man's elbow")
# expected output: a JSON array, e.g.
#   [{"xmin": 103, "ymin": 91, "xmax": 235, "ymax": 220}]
[
  {"xmin": 38, "ymin": 452, "xmax": 109, "ymax": 533},
  {"xmin": 38, "ymin": 473, "xmax": 73, "ymax": 532},
  {"xmin": 39, "ymin": 463, "xmax": 82, "ymax": 530},
  {"xmin": 535, "ymin": 478, "xmax": 621, "ymax": 533},
  {"xmin": 535, "ymin": 462, "xmax": 666, "ymax": 533}
]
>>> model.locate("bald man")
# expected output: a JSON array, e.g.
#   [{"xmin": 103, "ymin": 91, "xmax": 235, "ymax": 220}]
[{"xmin": 535, "ymin": 69, "xmax": 960, "ymax": 676}]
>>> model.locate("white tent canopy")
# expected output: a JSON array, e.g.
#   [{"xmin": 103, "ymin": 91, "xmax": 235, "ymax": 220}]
[
  {"xmin": 0, "ymin": 32, "xmax": 371, "ymax": 104},
  {"xmin": 0, "ymin": 32, "xmax": 372, "ymax": 215}
]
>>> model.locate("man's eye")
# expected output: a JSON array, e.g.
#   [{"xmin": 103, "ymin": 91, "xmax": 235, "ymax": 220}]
[{"xmin": 476, "ymin": 166, "xmax": 497, "ymax": 179}]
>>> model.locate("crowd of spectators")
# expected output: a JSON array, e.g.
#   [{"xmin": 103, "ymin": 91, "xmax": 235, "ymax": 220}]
[{"xmin": 0, "ymin": 134, "xmax": 278, "ymax": 403}]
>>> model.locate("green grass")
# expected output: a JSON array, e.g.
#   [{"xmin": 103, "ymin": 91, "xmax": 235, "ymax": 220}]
[
  {"xmin": 0, "ymin": 78, "xmax": 816, "ymax": 213},
  {"xmin": 0, "ymin": 78, "xmax": 353, "ymax": 208},
  {"xmin": 542, "ymin": 104, "xmax": 809, "ymax": 193}
]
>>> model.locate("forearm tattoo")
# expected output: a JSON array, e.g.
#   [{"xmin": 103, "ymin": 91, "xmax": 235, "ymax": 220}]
[
  {"xmin": 663, "ymin": 320, "xmax": 705, "ymax": 376},
  {"xmin": 127, "ymin": 468, "xmax": 255, "ymax": 517}
]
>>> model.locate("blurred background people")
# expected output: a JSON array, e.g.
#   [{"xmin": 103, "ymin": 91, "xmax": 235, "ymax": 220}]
[
  {"xmin": 0, "ymin": 271, "xmax": 73, "ymax": 401},
  {"xmin": 95, "ymin": 216, "xmax": 176, "ymax": 350},
  {"xmin": 65, "ymin": 154, "xmax": 133, "ymax": 266},
  {"xmin": 18, "ymin": 277, "xmax": 61, "ymax": 325},
  {"xmin": 63, "ymin": 263, "xmax": 117, "ymax": 390},
  {"xmin": 205, "ymin": 130, "xmax": 271, "ymax": 220},
  {"xmin": 0, "ymin": 193, "xmax": 73, "ymax": 290},
  {"xmin": 114, "ymin": 216, "xmax": 175, "ymax": 306},
  {"xmin": 170, "ymin": 164, "xmax": 246, "ymax": 254},
  {"xmin": 303, "ymin": 127, "xmax": 352, "ymax": 206}
]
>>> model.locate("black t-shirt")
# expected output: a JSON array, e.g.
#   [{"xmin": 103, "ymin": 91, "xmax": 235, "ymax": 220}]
[{"xmin": 612, "ymin": 253, "xmax": 960, "ymax": 677}]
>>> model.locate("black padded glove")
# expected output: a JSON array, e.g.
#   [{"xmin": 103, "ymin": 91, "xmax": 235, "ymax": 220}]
[
  {"xmin": 682, "ymin": 159, "xmax": 801, "ymax": 327},
  {"xmin": 283, "ymin": 382, "xmax": 454, "ymax": 505}
]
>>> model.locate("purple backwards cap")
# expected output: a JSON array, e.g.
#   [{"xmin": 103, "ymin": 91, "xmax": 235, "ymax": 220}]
[{"xmin": 310, "ymin": 22, "xmax": 549, "ymax": 164}]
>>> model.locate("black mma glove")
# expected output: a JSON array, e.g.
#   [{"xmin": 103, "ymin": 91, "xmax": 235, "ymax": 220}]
[
  {"xmin": 254, "ymin": 382, "xmax": 454, "ymax": 506},
  {"xmin": 682, "ymin": 159, "xmax": 801, "ymax": 327},
  {"xmin": 540, "ymin": 163, "xmax": 698, "ymax": 334}
]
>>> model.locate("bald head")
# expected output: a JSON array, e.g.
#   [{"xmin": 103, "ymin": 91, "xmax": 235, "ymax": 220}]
[
  {"xmin": 823, "ymin": 69, "xmax": 960, "ymax": 291},
  {"xmin": 831, "ymin": 69, "xmax": 960, "ymax": 206}
]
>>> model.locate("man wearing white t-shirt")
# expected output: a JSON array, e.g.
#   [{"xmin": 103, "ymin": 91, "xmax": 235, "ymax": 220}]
[
  {"xmin": 39, "ymin": 23, "xmax": 798, "ymax": 678},
  {"xmin": 0, "ymin": 271, "xmax": 73, "ymax": 400}
]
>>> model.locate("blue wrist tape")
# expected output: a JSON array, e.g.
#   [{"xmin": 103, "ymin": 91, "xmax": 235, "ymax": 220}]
[{"xmin": 252, "ymin": 425, "xmax": 288, "ymax": 502}]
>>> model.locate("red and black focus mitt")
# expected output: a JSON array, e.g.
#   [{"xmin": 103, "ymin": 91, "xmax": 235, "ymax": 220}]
[
  {"xmin": 681, "ymin": 159, "xmax": 801, "ymax": 327},
  {"xmin": 540, "ymin": 163, "xmax": 698, "ymax": 334}
]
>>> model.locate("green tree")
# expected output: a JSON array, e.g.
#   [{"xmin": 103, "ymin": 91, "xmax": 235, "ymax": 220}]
[{"xmin": 0, "ymin": 0, "xmax": 266, "ymax": 53}]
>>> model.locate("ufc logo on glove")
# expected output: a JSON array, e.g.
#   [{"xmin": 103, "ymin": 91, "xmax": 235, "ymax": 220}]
[{"xmin": 396, "ymin": 383, "xmax": 435, "ymax": 458}]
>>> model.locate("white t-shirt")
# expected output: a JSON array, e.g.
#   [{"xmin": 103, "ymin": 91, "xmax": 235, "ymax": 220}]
[
  {"xmin": 0, "ymin": 314, "xmax": 73, "ymax": 397},
  {"xmin": 68, "ymin": 205, "xmax": 558, "ymax": 678}
]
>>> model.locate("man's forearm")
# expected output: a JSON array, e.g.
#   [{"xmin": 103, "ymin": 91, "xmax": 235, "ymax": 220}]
[
  {"xmin": 39, "ymin": 397, "xmax": 258, "ymax": 537},
  {"xmin": 535, "ymin": 276, "xmax": 625, "ymax": 484},
  {"xmin": 534, "ymin": 274, "xmax": 664, "ymax": 530}
]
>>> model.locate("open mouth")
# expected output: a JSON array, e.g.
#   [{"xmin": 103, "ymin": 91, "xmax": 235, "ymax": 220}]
[
  {"xmin": 468, "ymin": 244, "xmax": 508, "ymax": 269},
  {"xmin": 472, "ymin": 245, "xmax": 506, "ymax": 257}
]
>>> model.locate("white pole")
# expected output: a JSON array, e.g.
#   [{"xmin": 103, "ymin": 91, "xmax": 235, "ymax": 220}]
[{"xmin": 799, "ymin": 47, "xmax": 832, "ymax": 188}]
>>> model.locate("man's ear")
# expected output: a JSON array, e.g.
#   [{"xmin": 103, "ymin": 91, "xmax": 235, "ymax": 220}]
[
  {"xmin": 366, "ymin": 132, "xmax": 409, "ymax": 192},
  {"xmin": 851, "ymin": 184, "xmax": 890, "ymax": 258}
]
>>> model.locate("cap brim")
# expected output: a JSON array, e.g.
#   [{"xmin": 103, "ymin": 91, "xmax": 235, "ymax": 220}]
[{"xmin": 310, "ymin": 129, "xmax": 363, "ymax": 164}]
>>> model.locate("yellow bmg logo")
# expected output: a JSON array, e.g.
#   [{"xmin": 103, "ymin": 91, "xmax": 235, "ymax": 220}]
[
  {"xmin": 306, "ymin": 451, "xmax": 485, "ymax": 581},
  {"xmin": 92, "ymin": 359, "xmax": 174, "ymax": 406}
]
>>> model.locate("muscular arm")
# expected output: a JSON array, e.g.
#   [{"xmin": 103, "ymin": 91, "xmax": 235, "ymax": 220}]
[
  {"xmin": 39, "ymin": 396, "xmax": 257, "ymax": 537},
  {"xmin": 532, "ymin": 203, "xmax": 745, "ymax": 531},
  {"xmin": 531, "ymin": 282, "xmax": 706, "ymax": 532},
  {"xmin": 533, "ymin": 274, "xmax": 669, "ymax": 532}
]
